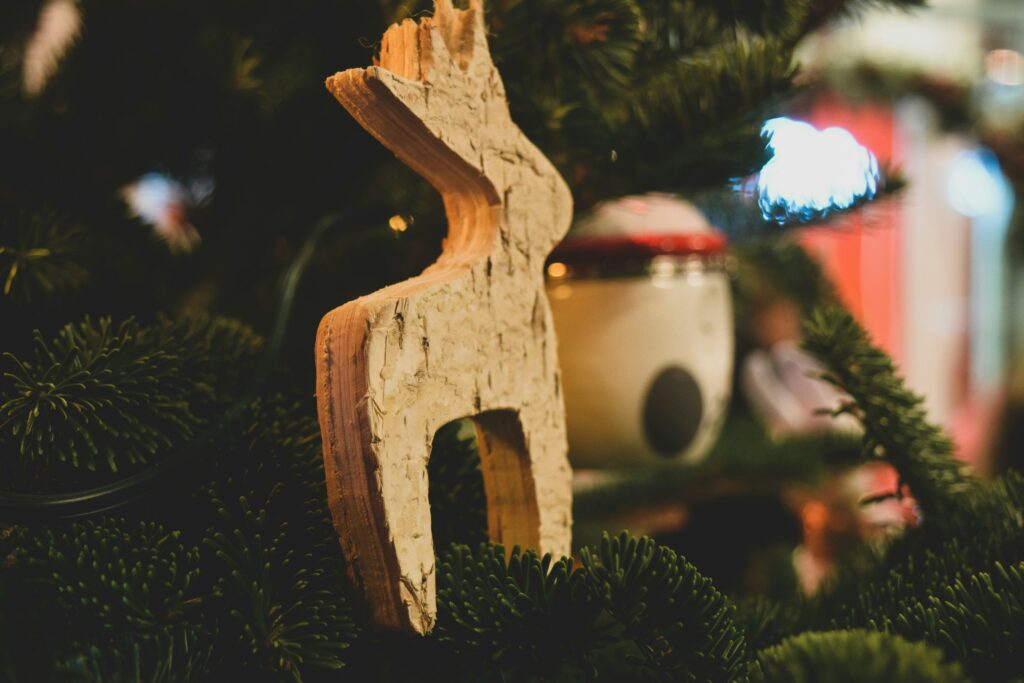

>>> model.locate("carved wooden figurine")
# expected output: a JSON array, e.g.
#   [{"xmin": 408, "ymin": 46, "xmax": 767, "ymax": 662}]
[{"xmin": 316, "ymin": 0, "xmax": 573, "ymax": 634}]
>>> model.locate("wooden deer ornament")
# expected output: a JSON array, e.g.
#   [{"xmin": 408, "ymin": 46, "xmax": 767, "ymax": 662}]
[{"xmin": 316, "ymin": 0, "xmax": 573, "ymax": 634}]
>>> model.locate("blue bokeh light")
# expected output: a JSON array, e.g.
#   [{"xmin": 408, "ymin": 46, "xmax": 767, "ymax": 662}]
[
  {"xmin": 757, "ymin": 117, "xmax": 880, "ymax": 224},
  {"xmin": 947, "ymin": 148, "xmax": 1009, "ymax": 218}
]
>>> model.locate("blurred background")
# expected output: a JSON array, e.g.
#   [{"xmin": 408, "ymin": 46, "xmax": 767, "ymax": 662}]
[
  {"xmin": 558, "ymin": 0, "xmax": 1024, "ymax": 597},
  {"xmin": 796, "ymin": 0, "xmax": 1024, "ymax": 475}
]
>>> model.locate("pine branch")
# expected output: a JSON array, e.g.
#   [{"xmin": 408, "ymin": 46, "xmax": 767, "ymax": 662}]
[
  {"xmin": 205, "ymin": 493, "xmax": 354, "ymax": 677},
  {"xmin": 581, "ymin": 532, "xmax": 748, "ymax": 681},
  {"xmin": 2, "ymin": 396, "xmax": 359, "ymax": 680},
  {"xmin": 0, "ymin": 318, "xmax": 201, "ymax": 473},
  {"xmin": 0, "ymin": 208, "xmax": 89, "ymax": 303},
  {"xmin": 201, "ymin": 397, "xmax": 357, "ymax": 678},
  {"xmin": 27, "ymin": 519, "xmax": 204, "ymax": 631},
  {"xmin": 55, "ymin": 628, "xmax": 213, "ymax": 683},
  {"xmin": 11, "ymin": 518, "xmax": 211, "ymax": 682},
  {"xmin": 491, "ymin": 0, "xmax": 797, "ymax": 201},
  {"xmin": 802, "ymin": 309, "xmax": 1024, "ymax": 680},
  {"xmin": 733, "ymin": 237, "xmax": 838, "ymax": 317},
  {"xmin": 600, "ymin": 34, "xmax": 797, "ymax": 195},
  {"xmin": 436, "ymin": 532, "xmax": 747, "ymax": 681},
  {"xmin": 428, "ymin": 419, "xmax": 487, "ymax": 549},
  {"xmin": 0, "ymin": 313, "xmax": 262, "ymax": 474},
  {"xmin": 820, "ymin": 518, "xmax": 1024, "ymax": 681},
  {"xmin": 801, "ymin": 0, "xmax": 925, "ymax": 36},
  {"xmin": 802, "ymin": 306, "xmax": 979, "ymax": 521},
  {"xmin": 689, "ymin": 0, "xmax": 811, "ymax": 38},
  {"xmin": 491, "ymin": 0, "xmax": 642, "ymax": 94},
  {"xmin": 437, "ymin": 543, "xmax": 598, "ymax": 679},
  {"xmin": 753, "ymin": 629, "xmax": 971, "ymax": 683}
]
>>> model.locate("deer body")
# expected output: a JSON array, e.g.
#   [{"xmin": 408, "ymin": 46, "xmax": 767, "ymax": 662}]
[{"xmin": 316, "ymin": 0, "xmax": 573, "ymax": 634}]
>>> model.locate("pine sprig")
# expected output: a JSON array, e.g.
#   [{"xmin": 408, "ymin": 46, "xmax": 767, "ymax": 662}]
[
  {"xmin": 201, "ymin": 397, "xmax": 357, "ymax": 679},
  {"xmin": 801, "ymin": 307, "xmax": 1024, "ymax": 680},
  {"xmin": 693, "ymin": 0, "xmax": 810, "ymax": 39},
  {"xmin": 809, "ymin": 472, "xmax": 1024, "ymax": 681},
  {"xmin": 26, "ymin": 520, "xmax": 205, "ymax": 633},
  {"xmin": 206, "ymin": 493, "xmax": 354, "ymax": 678},
  {"xmin": 0, "ymin": 318, "xmax": 201, "ymax": 472},
  {"xmin": 0, "ymin": 208, "xmax": 90, "ymax": 303},
  {"xmin": 0, "ymin": 313, "xmax": 262, "ymax": 474},
  {"xmin": 437, "ymin": 532, "xmax": 747, "ymax": 681},
  {"xmin": 428, "ymin": 420, "xmax": 488, "ymax": 549},
  {"xmin": 753, "ymin": 629, "xmax": 971, "ymax": 683},
  {"xmin": 833, "ymin": 557, "xmax": 1024, "ymax": 680},
  {"xmin": 491, "ymin": 0, "xmax": 799, "ymax": 201},
  {"xmin": 437, "ymin": 543, "xmax": 599, "ymax": 678},
  {"xmin": 581, "ymin": 532, "xmax": 748, "ymax": 681},
  {"xmin": 802, "ymin": 306, "xmax": 978, "ymax": 521},
  {"xmin": 12, "ymin": 518, "xmax": 211, "ymax": 682},
  {"xmin": 55, "ymin": 628, "xmax": 213, "ymax": 683}
]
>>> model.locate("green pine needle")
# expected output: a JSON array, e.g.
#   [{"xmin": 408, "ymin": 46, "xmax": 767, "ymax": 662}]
[
  {"xmin": 802, "ymin": 307, "xmax": 1024, "ymax": 681},
  {"xmin": 0, "ymin": 314, "xmax": 262, "ymax": 473},
  {"xmin": 201, "ymin": 397, "xmax": 357, "ymax": 679},
  {"xmin": 13, "ymin": 518, "xmax": 211, "ymax": 682},
  {"xmin": 803, "ymin": 306, "xmax": 979, "ymax": 521},
  {"xmin": 428, "ymin": 419, "xmax": 488, "ymax": 549},
  {"xmin": 581, "ymin": 532, "xmax": 748, "ymax": 681},
  {"xmin": 0, "ymin": 209, "xmax": 90, "ymax": 303},
  {"xmin": 437, "ymin": 532, "xmax": 747, "ymax": 681},
  {"xmin": 753, "ymin": 629, "xmax": 971, "ymax": 683}
]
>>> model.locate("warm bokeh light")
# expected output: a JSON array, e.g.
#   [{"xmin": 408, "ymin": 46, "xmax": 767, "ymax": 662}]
[
  {"xmin": 388, "ymin": 214, "xmax": 409, "ymax": 233},
  {"xmin": 547, "ymin": 262, "xmax": 567, "ymax": 278},
  {"xmin": 985, "ymin": 48, "xmax": 1024, "ymax": 87}
]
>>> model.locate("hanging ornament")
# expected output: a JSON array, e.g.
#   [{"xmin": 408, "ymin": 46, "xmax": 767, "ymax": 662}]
[
  {"xmin": 315, "ymin": 0, "xmax": 573, "ymax": 635},
  {"xmin": 547, "ymin": 193, "xmax": 733, "ymax": 468}
]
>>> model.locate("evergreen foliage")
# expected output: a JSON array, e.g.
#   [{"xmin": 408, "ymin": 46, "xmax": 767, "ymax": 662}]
[
  {"xmin": 427, "ymin": 420, "xmax": 488, "ymax": 550},
  {"xmin": 437, "ymin": 543, "xmax": 598, "ymax": 680},
  {"xmin": 579, "ymin": 532, "xmax": 747, "ymax": 681},
  {"xmin": 490, "ymin": 0, "xmax": 798, "ymax": 202},
  {"xmin": 0, "ymin": 209, "xmax": 89, "ymax": 303},
  {"xmin": 734, "ymin": 238, "xmax": 838, "ymax": 318},
  {"xmin": 0, "ymin": 314, "xmax": 261, "ymax": 475},
  {"xmin": 10, "ymin": 519, "xmax": 209, "ymax": 682},
  {"xmin": 0, "ymin": 318, "xmax": 201, "ymax": 474},
  {"xmin": 801, "ymin": 307, "xmax": 1024, "ymax": 682},
  {"xmin": 803, "ymin": 306, "xmax": 979, "ymax": 521},
  {"xmin": 436, "ymin": 532, "xmax": 746, "ymax": 681},
  {"xmin": 753, "ymin": 629, "xmax": 971, "ymax": 683},
  {"xmin": 1, "ymin": 396, "xmax": 360, "ymax": 682},
  {"xmin": 199, "ymin": 398, "xmax": 358, "ymax": 680}
]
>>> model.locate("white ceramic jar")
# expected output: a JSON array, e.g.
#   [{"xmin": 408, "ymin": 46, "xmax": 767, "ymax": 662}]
[{"xmin": 547, "ymin": 194, "xmax": 734, "ymax": 468}]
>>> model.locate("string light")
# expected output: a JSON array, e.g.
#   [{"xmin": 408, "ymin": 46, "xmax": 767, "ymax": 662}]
[
  {"xmin": 388, "ymin": 215, "xmax": 409, "ymax": 233},
  {"xmin": 547, "ymin": 262, "xmax": 567, "ymax": 278}
]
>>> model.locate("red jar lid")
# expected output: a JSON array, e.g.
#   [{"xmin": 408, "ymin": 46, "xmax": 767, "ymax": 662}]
[{"xmin": 550, "ymin": 232, "xmax": 728, "ymax": 266}]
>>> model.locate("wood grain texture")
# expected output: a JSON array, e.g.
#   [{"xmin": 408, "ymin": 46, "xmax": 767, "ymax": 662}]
[{"xmin": 316, "ymin": 0, "xmax": 573, "ymax": 635}]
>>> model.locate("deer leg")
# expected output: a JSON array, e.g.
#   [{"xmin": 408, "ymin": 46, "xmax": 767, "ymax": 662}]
[
  {"xmin": 472, "ymin": 410, "xmax": 541, "ymax": 550},
  {"xmin": 473, "ymin": 404, "xmax": 572, "ymax": 558},
  {"xmin": 316, "ymin": 305, "xmax": 437, "ymax": 635}
]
